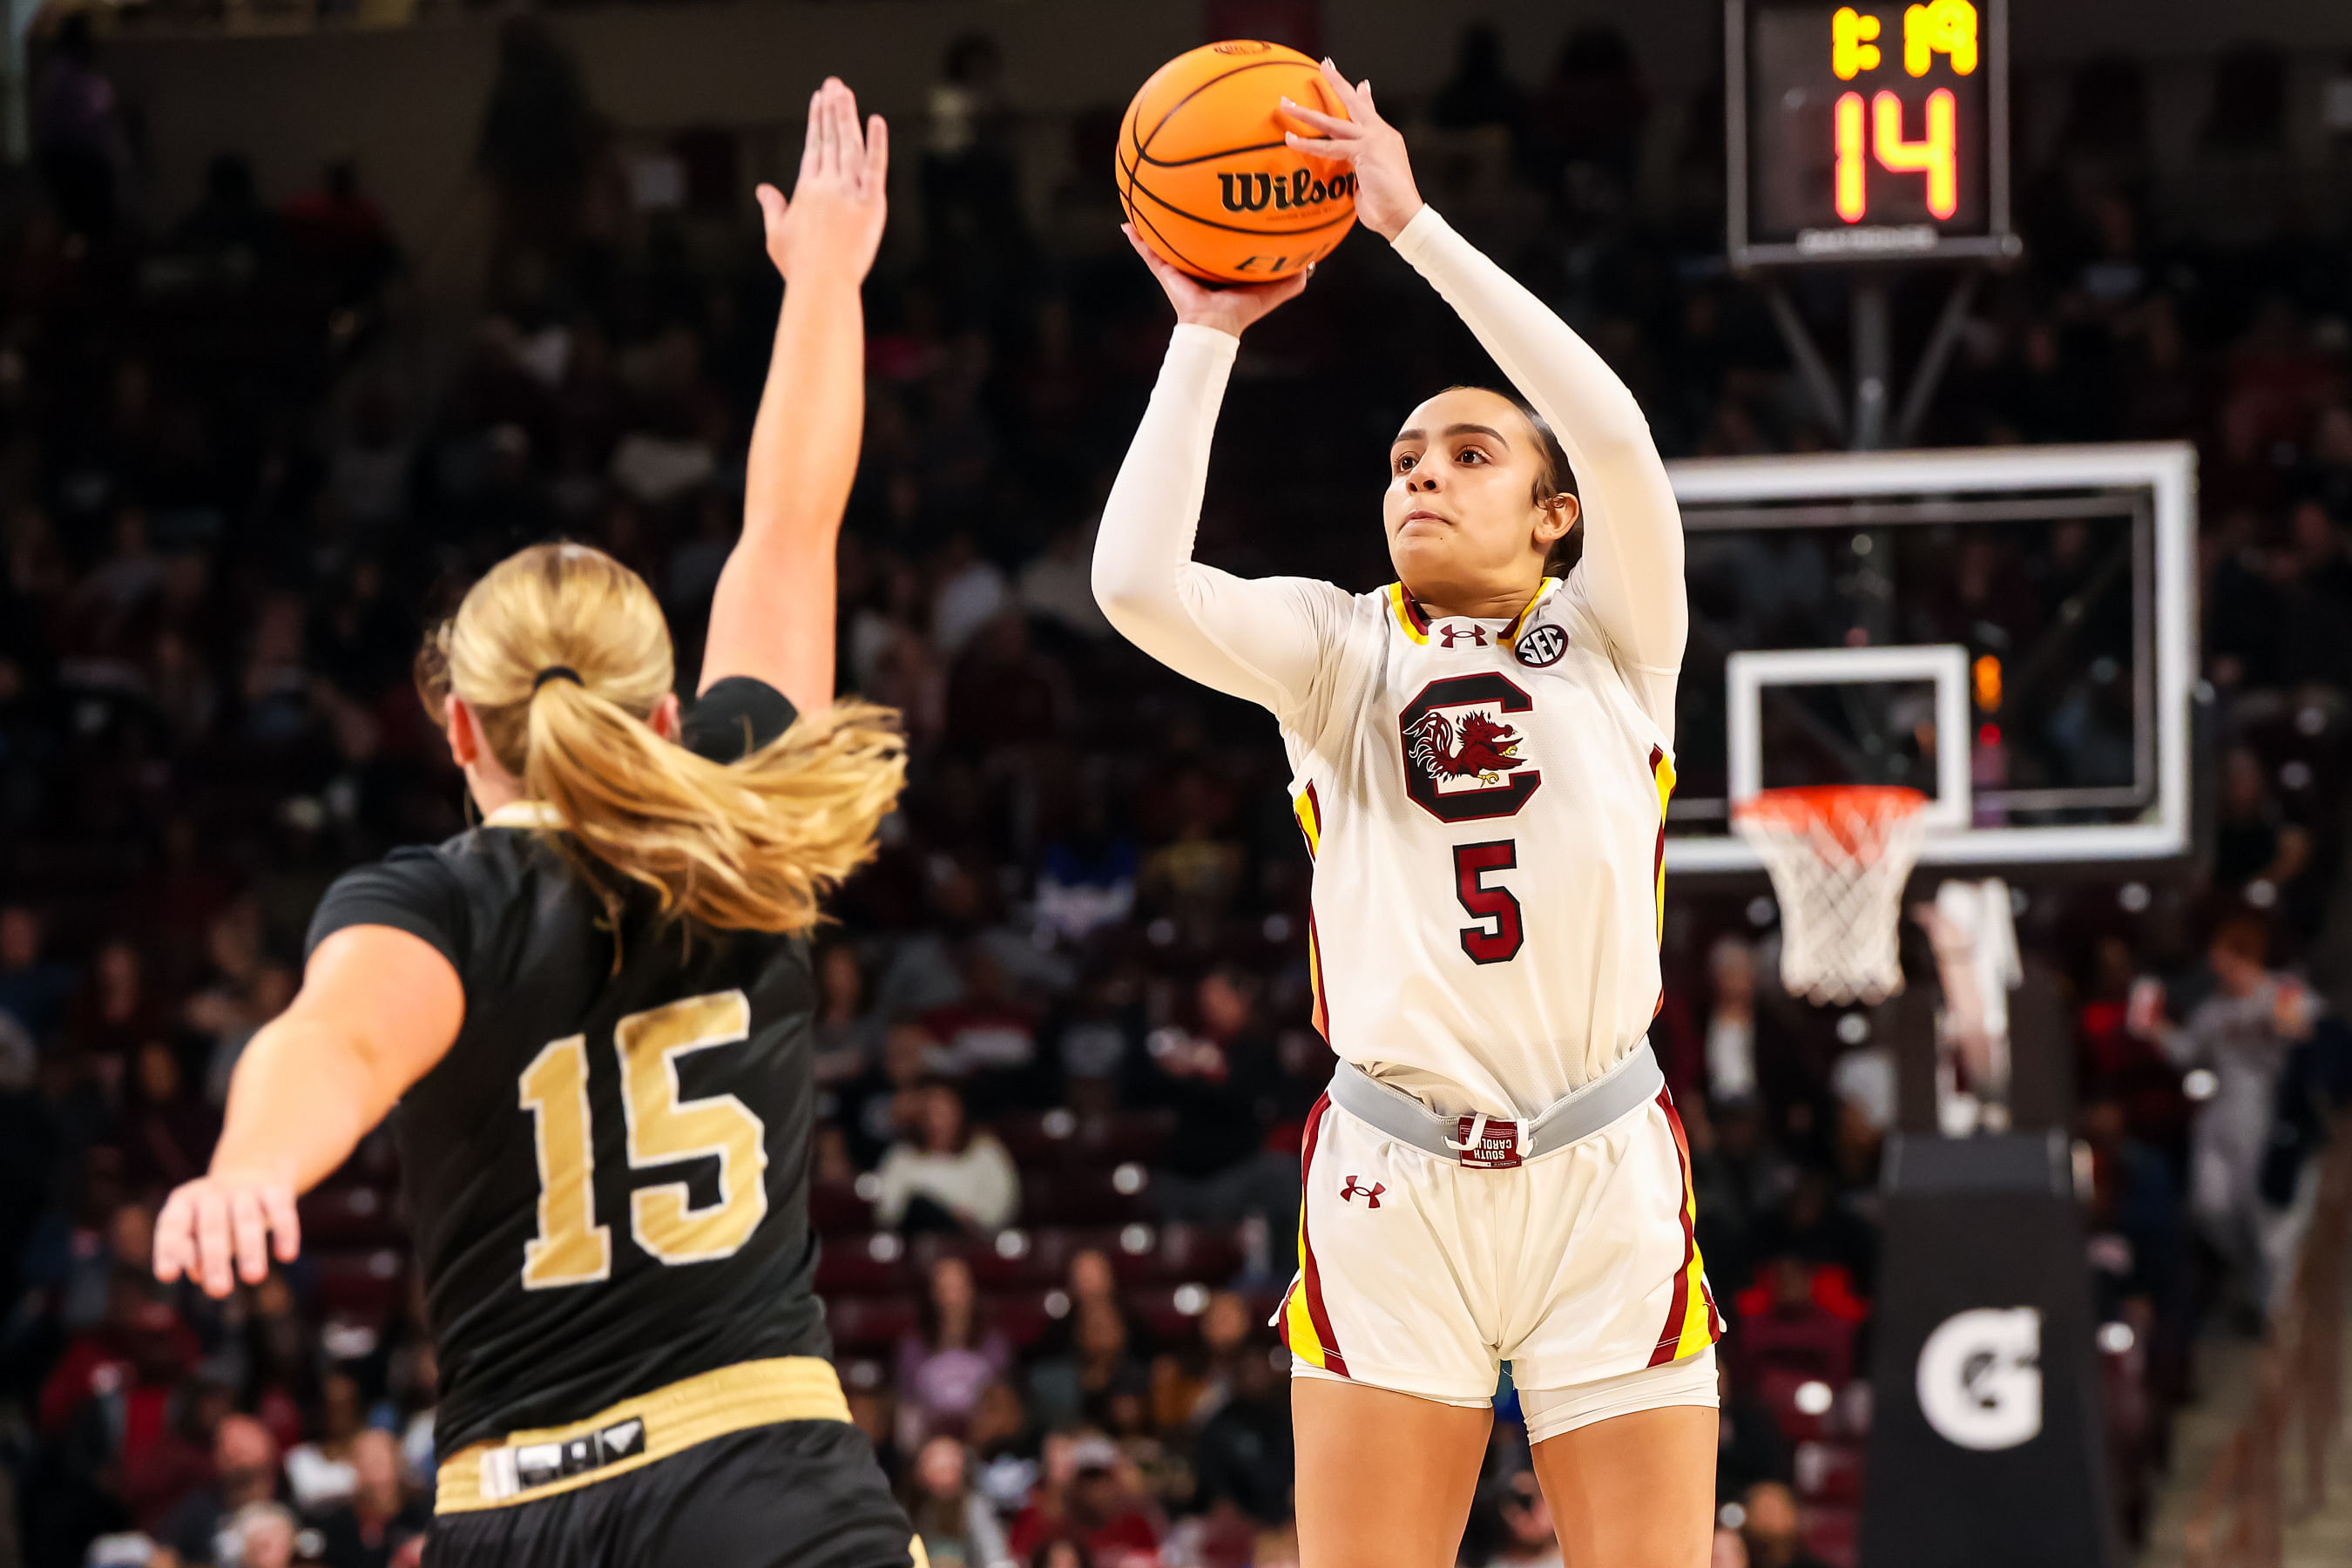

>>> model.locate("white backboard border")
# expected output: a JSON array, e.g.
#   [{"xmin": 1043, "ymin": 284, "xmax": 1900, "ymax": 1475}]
[{"xmin": 1663, "ymin": 443, "xmax": 2197, "ymax": 876}]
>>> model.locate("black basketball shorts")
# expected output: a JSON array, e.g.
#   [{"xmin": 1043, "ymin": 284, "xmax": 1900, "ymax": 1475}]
[{"xmin": 424, "ymin": 1420, "xmax": 917, "ymax": 1568}]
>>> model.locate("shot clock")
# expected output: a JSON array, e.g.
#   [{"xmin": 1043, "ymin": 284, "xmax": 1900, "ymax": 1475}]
[{"xmin": 1727, "ymin": 0, "xmax": 2013, "ymax": 268}]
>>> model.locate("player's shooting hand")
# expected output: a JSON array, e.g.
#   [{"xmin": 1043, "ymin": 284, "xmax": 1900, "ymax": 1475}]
[
  {"xmin": 1123, "ymin": 224, "xmax": 1310, "ymax": 338},
  {"xmin": 1281, "ymin": 58, "xmax": 1424, "ymax": 241},
  {"xmin": 758, "ymin": 78, "xmax": 889, "ymax": 287},
  {"xmin": 155, "ymin": 1169, "xmax": 301, "ymax": 1300}
]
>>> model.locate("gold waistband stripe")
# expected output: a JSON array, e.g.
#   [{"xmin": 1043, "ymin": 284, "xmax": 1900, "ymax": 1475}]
[{"xmin": 435, "ymin": 1355, "xmax": 851, "ymax": 1513}]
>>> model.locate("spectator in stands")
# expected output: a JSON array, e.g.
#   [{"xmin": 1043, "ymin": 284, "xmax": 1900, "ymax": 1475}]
[
  {"xmin": 284, "ymin": 1369, "xmax": 367, "ymax": 1512},
  {"xmin": 875, "ymin": 1081, "xmax": 1020, "ymax": 1234},
  {"xmin": 2148, "ymin": 912, "xmax": 2314, "ymax": 1316},
  {"xmin": 1143, "ymin": 967, "xmax": 1297, "ymax": 1237},
  {"xmin": 311, "ymin": 1429, "xmax": 428, "ymax": 1568},
  {"xmin": 30, "ymin": 13, "xmax": 129, "ymax": 241},
  {"xmin": 159, "ymin": 1413, "xmax": 280, "ymax": 1565},
  {"xmin": 1187, "ymin": 1338, "xmax": 1292, "ymax": 1528},
  {"xmin": 903, "ymin": 1433, "xmax": 1016, "ymax": 1568},
  {"xmin": 1467, "ymin": 1467, "xmax": 1563, "ymax": 1567},
  {"xmin": 0, "ymin": 902, "xmax": 76, "ymax": 1044},
  {"xmin": 1007, "ymin": 1434, "xmax": 1160, "ymax": 1566},
  {"xmin": 898, "ymin": 1255, "xmax": 1012, "ymax": 1449},
  {"xmin": 228, "ymin": 1500, "xmax": 301, "ymax": 1568},
  {"xmin": 118, "ymin": 1041, "xmax": 220, "ymax": 1196},
  {"xmin": 1027, "ymin": 1291, "xmax": 1149, "ymax": 1434},
  {"xmin": 1738, "ymin": 1480, "xmax": 1832, "ymax": 1568},
  {"xmin": 813, "ymin": 942, "xmax": 883, "ymax": 1091},
  {"xmin": 1713, "ymin": 1355, "xmax": 1793, "ymax": 1504}
]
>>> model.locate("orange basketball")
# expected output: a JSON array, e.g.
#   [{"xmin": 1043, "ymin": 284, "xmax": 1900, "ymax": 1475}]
[{"xmin": 1116, "ymin": 40, "xmax": 1358, "ymax": 285}]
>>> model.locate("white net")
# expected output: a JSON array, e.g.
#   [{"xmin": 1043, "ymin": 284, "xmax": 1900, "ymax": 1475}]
[{"xmin": 1734, "ymin": 786, "xmax": 1931, "ymax": 1006}]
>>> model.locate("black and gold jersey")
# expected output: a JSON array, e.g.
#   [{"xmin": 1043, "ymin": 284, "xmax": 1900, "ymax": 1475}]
[{"xmin": 306, "ymin": 677, "xmax": 827, "ymax": 1455}]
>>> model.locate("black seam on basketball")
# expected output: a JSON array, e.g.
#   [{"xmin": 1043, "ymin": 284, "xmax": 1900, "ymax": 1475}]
[
  {"xmin": 1119, "ymin": 150, "xmax": 1357, "ymax": 240},
  {"xmin": 1117, "ymin": 166, "xmax": 1221, "ymax": 277},
  {"xmin": 1134, "ymin": 139, "xmax": 1295, "ymax": 169},
  {"xmin": 1134, "ymin": 58, "xmax": 1335, "ymax": 167}
]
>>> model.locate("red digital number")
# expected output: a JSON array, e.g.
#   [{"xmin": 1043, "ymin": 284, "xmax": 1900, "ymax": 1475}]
[{"xmin": 1453, "ymin": 841, "xmax": 1524, "ymax": 965}]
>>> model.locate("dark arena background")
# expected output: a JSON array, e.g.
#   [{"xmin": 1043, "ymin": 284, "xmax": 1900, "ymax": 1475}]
[{"xmin": 0, "ymin": 0, "xmax": 2349, "ymax": 1565}]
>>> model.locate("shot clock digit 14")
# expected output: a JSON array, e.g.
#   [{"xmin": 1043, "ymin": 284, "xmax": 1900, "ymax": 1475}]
[{"xmin": 1726, "ymin": 0, "xmax": 2015, "ymax": 269}]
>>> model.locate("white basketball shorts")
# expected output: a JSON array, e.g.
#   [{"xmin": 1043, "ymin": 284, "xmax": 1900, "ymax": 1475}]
[{"xmin": 1276, "ymin": 1081, "xmax": 1722, "ymax": 1405}]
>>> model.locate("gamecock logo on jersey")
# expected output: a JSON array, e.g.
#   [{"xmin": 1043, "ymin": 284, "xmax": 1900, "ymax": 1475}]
[{"xmin": 1398, "ymin": 673, "xmax": 1544, "ymax": 822}]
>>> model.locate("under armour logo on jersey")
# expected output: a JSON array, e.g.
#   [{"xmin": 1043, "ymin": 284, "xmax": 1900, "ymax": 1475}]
[
  {"xmin": 1438, "ymin": 623, "xmax": 1490, "ymax": 649},
  {"xmin": 1339, "ymin": 1177, "xmax": 1384, "ymax": 1207}
]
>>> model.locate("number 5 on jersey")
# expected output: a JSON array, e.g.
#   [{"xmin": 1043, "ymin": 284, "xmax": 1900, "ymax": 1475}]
[
  {"xmin": 1454, "ymin": 841, "xmax": 1524, "ymax": 964},
  {"xmin": 517, "ymin": 990, "xmax": 769, "ymax": 1290}
]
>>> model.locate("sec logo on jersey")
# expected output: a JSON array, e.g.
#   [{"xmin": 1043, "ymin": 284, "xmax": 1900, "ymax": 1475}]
[{"xmin": 1514, "ymin": 624, "xmax": 1568, "ymax": 669}]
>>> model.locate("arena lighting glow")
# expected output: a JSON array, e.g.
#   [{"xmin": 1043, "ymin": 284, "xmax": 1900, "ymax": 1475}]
[{"xmin": 1973, "ymin": 654, "xmax": 2002, "ymax": 712}]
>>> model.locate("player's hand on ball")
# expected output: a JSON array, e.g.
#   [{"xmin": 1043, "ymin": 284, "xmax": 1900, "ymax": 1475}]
[
  {"xmin": 1123, "ymin": 224, "xmax": 1310, "ymax": 339},
  {"xmin": 1281, "ymin": 58, "xmax": 1423, "ymax": 241},
  {"xmin": 155, "ymin": 1169, "xmax": 302, "ymax": 1299},
  {"xmin": 758, "ymin": 77, "xmax": 889, "ymax": 286}
]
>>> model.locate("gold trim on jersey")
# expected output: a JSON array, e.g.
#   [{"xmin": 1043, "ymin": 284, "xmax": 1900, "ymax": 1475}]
[
  {"xmin": 433, "ymin": 1355, "xmax": 851, "ymax": 1512},
  {"xmin": 1383, "ymin": 583, "xmax": 1432, "ymax": 645},
  {"xmin": 1386, "ymin": 578, "xmax": 1558, "ymax": 647},
  {"xmin": 1502, "ymin": 577, "xmax": 1561, "ymax": 645},
  {"xmin": 1649, "ymin": 747, "xmax": 1676, "ymax": 944}
]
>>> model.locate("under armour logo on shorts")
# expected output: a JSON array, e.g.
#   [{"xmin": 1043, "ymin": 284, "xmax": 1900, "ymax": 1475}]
[{"xmin": 1339, "ymin": 1176, "xmax": 1384, "ymax": 1208}]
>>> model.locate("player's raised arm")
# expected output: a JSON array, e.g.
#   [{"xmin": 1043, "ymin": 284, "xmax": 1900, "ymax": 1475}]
[
  {"xmin": 1285, "ymin": 60, "xmax": 1688, "ymax": 683},
  {"xmin": 1091, "ymin": 231, "xmax": 1346, "ymax": 718},
  {"xmin": 702, "ymin": 78, "xmax": 889, "ymax": 714},
  {"xmin": 154, "ymin": 925, "xmax": 464, "ymax": 1299}
]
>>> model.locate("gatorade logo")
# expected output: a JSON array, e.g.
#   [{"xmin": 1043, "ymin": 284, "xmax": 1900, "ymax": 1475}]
[
  {"xmin": 1218, "ymin": 170, "xmax": 1359, "ymax": 213},
  {"xmin": 1916, "ymin": 1307, "xmax": 2042, "ymax": 1451}
]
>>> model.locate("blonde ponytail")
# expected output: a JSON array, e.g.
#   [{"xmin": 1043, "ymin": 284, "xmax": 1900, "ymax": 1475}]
[{"xmin": 427, "ymin": 542, "xmax": 906, "ymax": 935}]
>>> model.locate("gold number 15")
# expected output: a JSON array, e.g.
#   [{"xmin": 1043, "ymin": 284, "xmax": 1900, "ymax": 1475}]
[{"xmin": 517, "ymin": 990, "xmax": 769, "ymax": 1290}]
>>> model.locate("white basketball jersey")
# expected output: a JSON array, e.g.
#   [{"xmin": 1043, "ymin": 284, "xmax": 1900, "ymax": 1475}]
[{"xmin": 1281, "ymin": 573, "xmax": 1674, "ymax": 1119}]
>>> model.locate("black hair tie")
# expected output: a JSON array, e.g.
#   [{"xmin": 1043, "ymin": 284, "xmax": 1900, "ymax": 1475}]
[{"xmin": 532, "ymin": 666, "xmax": 583, "ymax": 691}]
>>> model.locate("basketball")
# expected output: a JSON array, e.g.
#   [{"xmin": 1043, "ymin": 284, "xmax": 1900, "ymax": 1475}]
[{"xmin": 1116, "ymin": 40, "xmax": 1358, "ymax": 284}]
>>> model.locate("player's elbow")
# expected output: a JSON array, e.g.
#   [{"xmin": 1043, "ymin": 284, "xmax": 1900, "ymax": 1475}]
[{"xmin": 1090, "ymin": 551, "xmax": 1161, "ymax": 632}]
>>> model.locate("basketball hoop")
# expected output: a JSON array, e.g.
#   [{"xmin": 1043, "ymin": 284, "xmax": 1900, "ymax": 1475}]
[{"xmin": 1734, "ymin": 785, "xmax": 1931, "ymax": 1006}]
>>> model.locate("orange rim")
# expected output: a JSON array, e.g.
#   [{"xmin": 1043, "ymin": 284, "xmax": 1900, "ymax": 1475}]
[{"xmin": 1733, "ymin": 785, "xmax": 1930, "ymax": 860}]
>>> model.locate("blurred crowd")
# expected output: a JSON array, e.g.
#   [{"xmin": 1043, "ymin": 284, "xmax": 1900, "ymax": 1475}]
[{"xmin": 1, "ymin": 13, "xmax": 2350, "ymax": 1568}]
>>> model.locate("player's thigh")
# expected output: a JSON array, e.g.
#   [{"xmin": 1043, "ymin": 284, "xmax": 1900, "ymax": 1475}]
[
  {"xmin": 1531, "ymin": 1404, "xmax": 1717, "ymax": 1568},
  {"xmin": 1293, "ymin": 1375, "xmax": 1491, "ymax": 1568}
]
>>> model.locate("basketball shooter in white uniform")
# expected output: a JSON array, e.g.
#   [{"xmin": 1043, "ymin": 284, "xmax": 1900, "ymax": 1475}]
[{"xmin": 1094, "ymin": 62, "xmax": 1717, "ymax": 1568}]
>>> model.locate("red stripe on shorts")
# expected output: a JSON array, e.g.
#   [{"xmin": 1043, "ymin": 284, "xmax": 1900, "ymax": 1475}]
[
  {"xmin": 1650, "ymin": 1085, "xmax": 1700, "ymax": 1367},
  {"xmin": 1295, "ymin": 1092, "xmax": 1348, "ymax": 1377}
]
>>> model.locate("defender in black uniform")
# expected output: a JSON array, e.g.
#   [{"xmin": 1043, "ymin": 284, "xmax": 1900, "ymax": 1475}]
[{"xmin": 156, "ymin": 81, "xmax": 920, "ymax": 1568}]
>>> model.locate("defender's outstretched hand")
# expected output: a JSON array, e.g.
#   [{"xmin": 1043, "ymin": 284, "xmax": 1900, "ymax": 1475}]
[
  {"xmin": 757, "ymin": 77, "xmax": 889, "ymax": 286},
  {"xmin": 156, "ymin": 1170, "xmax": 301, "ymax": 1299},
  {"xmin": 1280, "ymin": 57, "xmax": 1424, "ymax": 241},
  {"xmin": 1123, "ymin": 224, "xmax": 1310, "ymax": 339}
]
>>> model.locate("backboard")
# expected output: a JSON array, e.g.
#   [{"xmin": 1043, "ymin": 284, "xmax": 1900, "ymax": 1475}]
[{"xmin": 1662, "ymin": 443, "xmax": 2197, "ymax": 875}]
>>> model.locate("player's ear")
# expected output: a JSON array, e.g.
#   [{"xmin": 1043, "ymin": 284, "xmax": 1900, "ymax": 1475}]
[
  {"xmin": 1536, "ymin": 491, "xmax": 1581, "ymax": 546},
  {"xmin": 444, "ymin": 695, "xmax": 483, "ymax": 767},
  {"xmin": 647, "ymin": 692, "xmax": 682, "ymax": 742}
]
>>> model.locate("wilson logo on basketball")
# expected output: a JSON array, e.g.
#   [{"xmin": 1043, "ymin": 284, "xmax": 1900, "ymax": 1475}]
[
  {"xmin": 1397, "ymin": 673, "xmax": 1544, "ymax": 823},
  {"xmin": 1339, "ymin": 1177, "xmax": 1384, "ymax": 1207},
  {"xmin": 1211, "ymin": 39, "xmax": 1274, "ymax": 55},
  {"xmin": 1218, "ymin": 169, "xmax": 1359, "ymax": 213}
]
